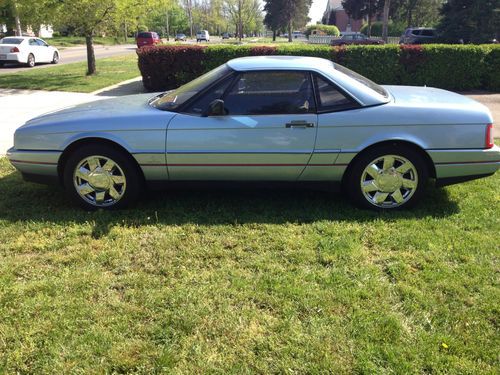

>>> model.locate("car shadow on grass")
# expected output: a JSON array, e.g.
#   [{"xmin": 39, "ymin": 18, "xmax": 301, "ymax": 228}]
[{"xmin": 0, "ymin": 170, "xmax": 459, "ymax": 237}]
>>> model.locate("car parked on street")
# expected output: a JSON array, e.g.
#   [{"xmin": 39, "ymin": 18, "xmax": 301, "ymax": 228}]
[
  {"xmin": 196, "ymin": 30, "xmax": 210, "ymax": 42},
  {"xmin": 0, "ymin": 36, "xmax": 59, "ymax": 67},
  {"xmin": 221, "ymin": 32, "xmax": 230, "ymax": 39},
  {"xmin": 331, "ymin": 33, "xmax": 384, "ymax": 46},
  {"xmin": 7, "ymin": 56, "xmax": 499, "ymax": 211},
  {"xmin": 399, "ymin": 28, "xmax": 437, "ymax": 44},
  {"xmin": 136, "ymin": 32, "xmax": 161, "ymax": 48},
  {"xmin": 175, "ymin": 33, "xmax": 186, "ymax": 41}
]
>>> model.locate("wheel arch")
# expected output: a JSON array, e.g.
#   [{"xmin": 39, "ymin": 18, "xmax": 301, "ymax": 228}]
[
  {"xmin": 57, "ymin": 137, "xmax": 145, "ymax": 184},
  {"xmin": 341, "ymin": 140, "xmax": 436, "ymax": 185}
]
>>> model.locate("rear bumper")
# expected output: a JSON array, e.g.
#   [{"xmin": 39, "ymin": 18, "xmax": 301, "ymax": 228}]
[
  {"xmin": 7, "ymin": 148, "xmax": 61, "ymax": 184},
  {"xmin": 430, "ymin": 146, "xmax": 500, "ymax": 185},
  {"xmin": 0, "ymin": 53, "xmax": 24, "ymax": 63}
]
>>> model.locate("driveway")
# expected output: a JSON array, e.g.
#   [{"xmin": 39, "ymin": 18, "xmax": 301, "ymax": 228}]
[
  {"xmin": 0, "ymin": 87, "xmax": 498, "ymax": 155},
  {"xmin": 0, "ymin": 44, "xmax": 137, "ymax": 74}
]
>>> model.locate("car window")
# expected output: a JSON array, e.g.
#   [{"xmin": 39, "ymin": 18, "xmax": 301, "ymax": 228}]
[
  {"xmin": 29, "ymin": 39, "xmax": 38, "ymax": 46},
  {"xmin": 421, "ymin": 29, "xmax": 435, "ymax": 36},
  {"xmin": 223, "ymin": 71, "xmax": 316, "ymax": 115},
  {"xmin": 314, "ymin": 75, "xmax": 357, "ymax": 111},
  {"xmin": 0, "ymin": 37, "xmax": 23, "ymax": 44},
  {"xmin": 411, "ymin": 30, "xmax": 421, "ymax": 36},
  {"xmin": 137, "ymin": 32, "xmax": 151, "ymax": 38},
  {"xmin": 343, "ymin": 35, "xmax": 353, "ymax": 40},
  {"xmin": 185, "ymin": 76, "xmax": 234, "ymax": 115},
  {"xmin": 36, "ymin": 39, "xmax": 47, "ymax": 46}
]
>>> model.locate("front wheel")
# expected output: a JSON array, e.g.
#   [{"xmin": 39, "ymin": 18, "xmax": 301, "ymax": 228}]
[
  {"xmin": 63, "ymin": 144, "xmax": 142, "ymax": 210},
  {"xmin": 52, "ymin": 51, "xmax": 59, "ymax": 64},
  {"xmin": 344, "ymin": 146, "xmax": 428, "ymax": 210}
]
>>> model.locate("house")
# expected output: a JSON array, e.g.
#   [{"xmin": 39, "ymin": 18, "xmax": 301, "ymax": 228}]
[{"xmin": 322, "ymin": 0, "xmax": 379, "ymax": 33}]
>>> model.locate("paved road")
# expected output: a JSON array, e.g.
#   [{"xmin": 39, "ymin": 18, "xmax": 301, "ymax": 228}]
[
  {"xmin": 0, "ymin": 44, "xmax": 137, "ymax": 74},
  {"xmin": 0, "ymin": 87, "xmax": 498, "ymax": 155}
]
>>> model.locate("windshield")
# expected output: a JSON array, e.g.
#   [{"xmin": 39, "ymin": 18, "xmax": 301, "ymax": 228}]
[
  {"xmin": 334, "ymin": 63, "xmax": 388, "ymax": 98},
  {"xmin": 0, "ymin": 38, "xmax": 23, "ymax": 44},
  {"xmin": 150, "ymin": 64, "xmax": 232, "ymax": 111}
]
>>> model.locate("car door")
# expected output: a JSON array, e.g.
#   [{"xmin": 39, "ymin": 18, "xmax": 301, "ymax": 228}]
[
  {"xmin": 35, "ymin": 39, "xmax": 51, "ymax": 62},
  {"xmin": 27, "ymin": 38, "xmax": 41, "ymax": 61},
  {"xmin": 166, "ymin": 70, "xmax": 318, "ymax": 180}
]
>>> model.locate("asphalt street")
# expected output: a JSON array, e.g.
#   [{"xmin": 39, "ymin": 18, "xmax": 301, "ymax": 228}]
[{"xmin": 0, "ymin": 44, "xmax": 137, "ymax": 74}]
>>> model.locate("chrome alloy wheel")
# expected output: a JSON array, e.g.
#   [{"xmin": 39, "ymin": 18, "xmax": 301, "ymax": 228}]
[
  {"xmin": 360, "ymin": 154, "xmax": 418, "ymax": 208},
  {"xmin": 73, "ymin": 155, "xmax": 126, "ymax": 207}
]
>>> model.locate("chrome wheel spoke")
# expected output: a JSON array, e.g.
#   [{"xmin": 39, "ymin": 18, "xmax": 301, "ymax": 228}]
[
  {"xmin": 362, "ymin": 180, "xmax": 379, "ymax": 193},
  {"xmin": 396, "ymin": 162, "xmax": 412, "ymax": 174},
  {"xmin": 77, "ymin": 183, "xmax": 95, "ymax": 196},
  {"xmin": 102, "ymin": 159, "xmax": 116, "ymax": 172},
  {"xmin": 373, "ymin": 192, "xmax": 389, "ymax": 204},
  {"xmin": 391, "ymin": 189, "xmax": 404, "ymax": 204},
  {"xmin": 402, "ymin": 178, "xmax": 416, "ymax": 189},
  {"xmin": 111, "ymin": 175, "xmax": 125, "ymax": 184},
  {"xmin": 95, "ymin": 191, "xmax": 106, "ymax": 203},
  {"xmin": 109, "ymin": 186, "xmax": 121, "ymax": 200},
  {"xmin": 365, "ymin": 164, "xmax": 380, "ymax": 179},
  {"xmin": 382, "ymin": 156, "xmax": 395, "ymax": 170},
  {"xmin": 87, "ymin": 157, "xmax": 100, "ymax": 172},
  {"xmin": 75, "ymin": 167, "xmax": 90, "ymax": 181}
]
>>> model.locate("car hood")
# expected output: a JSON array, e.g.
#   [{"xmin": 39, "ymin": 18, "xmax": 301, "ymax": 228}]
[
  {"xmin": 21, "ymin": 93, "xmax": 161, "ymax": 129},
  {"xmin": 383, "ymin": 85, "xmax": 493, "ymax": 123}
]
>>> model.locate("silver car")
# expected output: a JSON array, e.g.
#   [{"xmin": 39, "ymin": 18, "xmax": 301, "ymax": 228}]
[{"xmin": 7, "ymin": 56, "xmax": 499, "ymax": 210}]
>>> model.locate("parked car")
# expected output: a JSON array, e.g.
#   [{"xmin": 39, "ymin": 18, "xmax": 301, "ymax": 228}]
[
  {"xmin": 175, "ymin": 33, "xmax": 186, "ymax": 41},
  {"xmin": 0, "ymin": 36, "xmax": 59, "ymax": 67},
  {"xmin": 196, "ymin": 30, "xmax": 210, "ymax": 42},
  {"xmin": 400, "ymin": 28, "xmax": 437, "ymax": 44},
  {"xmin": 7, "ymin": 56, "xmax": 498, "ymax": 210},
  {"xmin": 221, "ymin": 32, "xmax": 230, "ymax": 39},
  {"xmin": 136, "ymin": 32, "xmax": 160, "ymax": 48},
  {"xmin": 331, "ymin": 32, "xmax": 384, "ymax": 46}
]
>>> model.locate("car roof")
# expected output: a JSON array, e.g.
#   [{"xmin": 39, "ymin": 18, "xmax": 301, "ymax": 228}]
[
  {"xmin": 226, "ymin": 56, "xmax": 390, "ymax": 107},
  {"xmin": 227, "ymin": 56, "xmax": 334, "ymax": 72}
]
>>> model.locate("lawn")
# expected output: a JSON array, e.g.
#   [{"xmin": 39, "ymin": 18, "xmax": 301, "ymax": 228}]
[
  {"xmin": 0, "ymin": 55, "xmax": 140, "ymax": 93},
  {"xmin": 0, "ymin": 156, "xmax": 498, "ymax": 373},
  {"xmin": 48, "ymin": 36, "xmax": 128, "ymax": 47}
]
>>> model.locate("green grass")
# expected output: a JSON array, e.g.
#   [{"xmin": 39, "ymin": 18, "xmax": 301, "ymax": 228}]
[
  {"xmin": 0, "ymin": 157, "xmax": 498, "ymax": 373},
  {"xmin": 0, "ymin": 55, "xmax": 140, "ymax": 92},
  {"xmin": 49, "ymin": 36, "xmax": 128, "ymax": 48}
]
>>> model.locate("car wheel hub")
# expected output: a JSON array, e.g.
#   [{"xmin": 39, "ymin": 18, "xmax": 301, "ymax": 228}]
[
  {"xmin": 73, "ymin": 155, "xmax": 126, "ymax": 207},
  {"xmin": 360, "ymin": 154, "xmax": 418, "ymax": 208}
]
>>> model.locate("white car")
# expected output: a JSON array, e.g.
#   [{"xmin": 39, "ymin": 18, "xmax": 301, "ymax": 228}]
[
  {"xmin": 0, "ymin": 36, "xmax": 59, "ymax": 67},
  {"xmin": 196, "ymin": 30, "xmax": 210, "ymax": 42}
]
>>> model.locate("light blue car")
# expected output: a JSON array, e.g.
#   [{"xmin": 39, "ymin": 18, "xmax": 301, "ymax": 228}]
[{"xmin": 7, "ymin": 56, "xmax": 499, "ymax": 210}]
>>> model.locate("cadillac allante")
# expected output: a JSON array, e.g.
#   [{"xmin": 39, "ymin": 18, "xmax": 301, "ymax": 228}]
[{"xmin": 7, "ymin": 56, "xmax": 499, "ymax": 210}]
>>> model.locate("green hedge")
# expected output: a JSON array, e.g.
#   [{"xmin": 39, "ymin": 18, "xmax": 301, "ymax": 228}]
[{"xmin": 137, "ymin": 44, "xmax": 500, "ymax": 92}]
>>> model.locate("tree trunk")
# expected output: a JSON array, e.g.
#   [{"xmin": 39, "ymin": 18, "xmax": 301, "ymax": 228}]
[
  {"xmin": 165, "ymin": 9, "xmax": 170, "ymax": 41},
  {"xmin": 367, "ymin": 1, "xmax": 372, "ymax": 37},
  {"xmin": 85, "ymin": 35, "xmax": 96, "ymax": 76},
  {"xmin": 382, "ymin": 0, "xmax": 390, "ymax": 42},
  {"xmin": 14, "ymin": 11, "xmax": 22, "ymax": 36},
  {"xmin": 124, "ymin": 21, "xmax": 128, "ymax": 43},
  {"xmin": 288, "ymin": 20, "xmax": 292, "ymax": 42},
  {"xmin": 272, "ymin": 29, "xmax": 276, "ymax": 42}
]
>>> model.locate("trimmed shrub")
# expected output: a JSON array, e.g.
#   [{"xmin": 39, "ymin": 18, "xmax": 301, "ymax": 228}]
[
  {"xmin": 360, "ymin": 21, "xmax": 406, "ymax": 37},
  {"xmin": 137, "ymin": 44, "xmax": 499, "ymax": 92},
  {"xmin": 305, "ymin": 24, "xmax": 341, "ymax": 37}
]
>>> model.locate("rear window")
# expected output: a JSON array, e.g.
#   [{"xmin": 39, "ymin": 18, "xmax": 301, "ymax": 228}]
[
  {"xmin": 334, "ymin": 63, "xmax": 388, "ymax": 98},
  {"xmin": 0, "ymin": 37, "xmax": 23, "ymax": 44},
  {"xmin": 137, "ymin": 32, "xmax": 152, "ymax": 38}
]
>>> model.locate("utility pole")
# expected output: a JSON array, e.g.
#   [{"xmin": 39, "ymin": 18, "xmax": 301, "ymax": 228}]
[{"xmin": 382, "ymin": 0, "xmax": 391, "ymax": 42}]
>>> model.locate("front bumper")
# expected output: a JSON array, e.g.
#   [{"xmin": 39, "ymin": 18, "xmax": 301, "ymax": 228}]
[{"xmin": 7, "ymin": 148, "xmax": 61, "ymax": 184}]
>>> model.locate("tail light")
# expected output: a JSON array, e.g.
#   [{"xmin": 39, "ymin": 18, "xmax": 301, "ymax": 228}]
[
  {"xmin": 10, "ymin": 47, "xmax": 19, "ymax": 53},
  {"xmin": 486, "ymin": 123, "xmax": 494, "ymax": 149}
]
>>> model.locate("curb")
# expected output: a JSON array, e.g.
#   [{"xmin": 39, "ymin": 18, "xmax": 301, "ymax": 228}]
[{"xmin": 90, "ymin": 76, "xmax": 143, "ymax": 95}]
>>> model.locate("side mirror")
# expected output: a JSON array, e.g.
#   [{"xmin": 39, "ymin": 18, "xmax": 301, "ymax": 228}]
[{"xmin": 204, "ymin": 99, "xmax": 225, "ymax": 116}]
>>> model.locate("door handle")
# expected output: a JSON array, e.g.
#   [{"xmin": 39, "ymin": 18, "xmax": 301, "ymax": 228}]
[{"xmin": 285, "ymin": 120, "xmax": 315, "ymax": 128}]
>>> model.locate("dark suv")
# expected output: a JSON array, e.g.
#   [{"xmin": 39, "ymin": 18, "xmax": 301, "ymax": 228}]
[{"xmin": 400, "ymin": 28, "xmax": 437, "ymax": 44}]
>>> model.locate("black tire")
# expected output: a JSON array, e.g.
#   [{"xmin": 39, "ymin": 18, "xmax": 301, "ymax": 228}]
[
  {"xmin": 343, "ymin": 145, "xmax": 428, "ymax": 210},
  {"xmin": 27, "ymin": 53, "xmax": 35, "ymax": 67},
  {"xmin": 63, "ymin": 144, "xmax": 142, "ymax": 210},
  {"xmin": 0, "ymin": 62, "xmax": 4, "ymax": 67},
  {"xmin": 52, "ymin": 51, "xmax": 59, "ymax": 64}
]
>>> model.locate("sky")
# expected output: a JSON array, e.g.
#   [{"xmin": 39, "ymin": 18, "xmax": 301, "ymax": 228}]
[{"xmin": 308, "ymin": 0, "xmax": 329, "ymax": 24}]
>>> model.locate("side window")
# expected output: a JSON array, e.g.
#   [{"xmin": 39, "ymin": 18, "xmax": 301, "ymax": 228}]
[
  {"xmin": 36, "ymin": 39, "xmax": 47, "ymax": 46},
  {"xmin": 185, "ymin": 76, "xmax": 233, "ymax": 115},
  {"xmin": 314, "ymin": 75, "xmax": 358, "ymax": 112},
  {"xmin": 29, "ymin": 39, "xmax": 38, "ymax": 46},
  {"xmin": 223, "ymin": 71, "xmax": 315, "ymax": 115}
]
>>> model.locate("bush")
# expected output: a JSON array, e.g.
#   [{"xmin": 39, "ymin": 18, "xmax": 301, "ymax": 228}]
[
  {"xmin": 360, "ymin": 21, "xmax": 406, "ymax": 37},
  {"xmin": 137, "ymin": 44, "xmax": 500, "ymax": 92},
  {"xmin": 305, "ymin": 24, "xmax": 340, "ymax": 37}
]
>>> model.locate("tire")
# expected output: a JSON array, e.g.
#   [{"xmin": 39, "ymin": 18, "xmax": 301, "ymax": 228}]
[
  {"xmin": 0, "ymin": 62, "xmax": 4, "ymax": 67},
  {"xmin": 344, "ymin": 145, "xmax": 428, "ymax": 210},
  {"xmin": 51, "ymin": 51, "xmax": 59, "ymax": 64},
  {"xmin": 63, "ymin": 144, "xmax": 142, "ymax": 210},
  {"xmin": 27, "ymin": 53, "xmax": 35, "ymax": 67}
]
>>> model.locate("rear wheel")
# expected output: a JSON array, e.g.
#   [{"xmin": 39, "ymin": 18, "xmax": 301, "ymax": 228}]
[
  {"xmin": 52, "ymin": 51, "xmax": 59, "ymax": 64},
  {"xmin": 27, "ymin": 53, "xmax": 35, "ymax": 67},
  {"xmin": 344, "ymin": 146, "xmax": 428, "ymax": 210},
  {"xmin": 63, "ymin": 144, "xmax": 142, "ymax": 210}
]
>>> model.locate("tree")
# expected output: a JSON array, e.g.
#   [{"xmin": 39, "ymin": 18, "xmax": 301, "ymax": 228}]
[
  {"xmin": 263, "ymin": 0, "xmax": 284, "ymax": 41},
  {"xmin": 224, "ymin": 0, "xmax": 260, "ymax": 41},
  {"xmin": 282, "ymin": 0, "xmax": 312, "ymax": 42},
  {"xmin": 438, "ymin": 0, "xmax": 499, "ymax": 43},
  {"xmin": 390, "ymin": 0, "xmax": 444, "ymax": 27}
]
